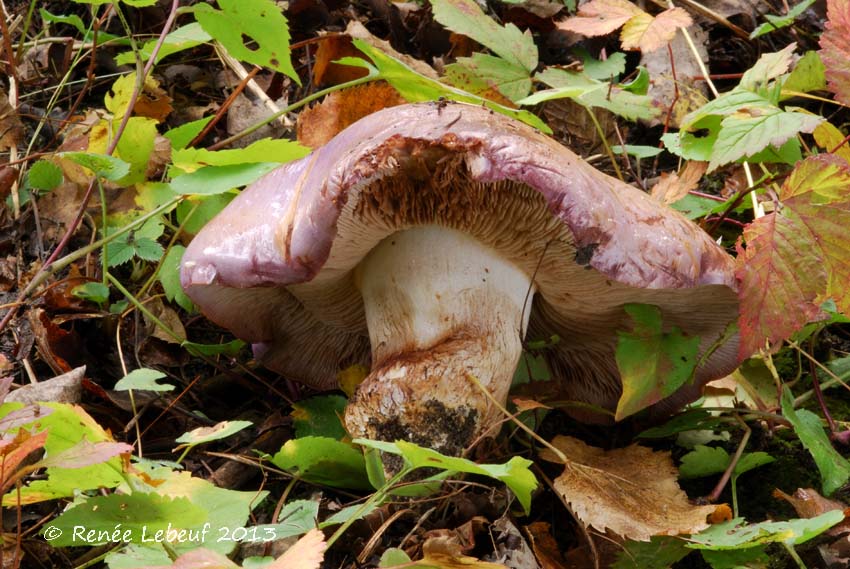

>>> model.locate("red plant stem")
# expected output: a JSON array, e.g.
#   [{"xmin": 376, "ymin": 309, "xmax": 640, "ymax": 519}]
[
  {"xmin": 187, "ymin": 66, "xmax": 261, "ymax": 148},
  {"xmin": 809, "ymin": 339, "xmax": 838, "ymax": 434}
]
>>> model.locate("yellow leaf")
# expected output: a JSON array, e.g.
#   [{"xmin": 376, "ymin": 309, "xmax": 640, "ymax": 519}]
[
  {"xmin": 337, "ymin": 364, "xmax": 369, "ymax": 398},
  {"xmin": 621, "ymin": 8, "xmax": 692, "ymax": 52}
]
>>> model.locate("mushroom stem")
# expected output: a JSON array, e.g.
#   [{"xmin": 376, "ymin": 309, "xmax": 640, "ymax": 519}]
[{"xmin": 345, "ymin": 225, "xmax": 535, "ymax": 455}]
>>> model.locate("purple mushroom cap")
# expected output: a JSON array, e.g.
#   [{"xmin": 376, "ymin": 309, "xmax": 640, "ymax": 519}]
[{"xmin": 181, "ymin": 101, "xmax": 741, "ymax": 451}]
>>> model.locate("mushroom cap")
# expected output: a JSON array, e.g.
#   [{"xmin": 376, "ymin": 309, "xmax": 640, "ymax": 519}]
[{"xmin": 181, "ymin": 101, "xmax": 741, "ymax": 420}]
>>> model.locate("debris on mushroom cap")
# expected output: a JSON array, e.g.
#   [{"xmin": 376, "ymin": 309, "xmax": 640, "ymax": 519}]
[{"xmin": 181, "ymin": 101, "xmax": 741, "ymax": 453}]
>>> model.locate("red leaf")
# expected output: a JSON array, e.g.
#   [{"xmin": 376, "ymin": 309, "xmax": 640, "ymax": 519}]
[
  {"xmin": 736, "ymin": 155, "xmax": 850, "ymax": 357},
  {"xmin": 557, "ymin": 0, "xmax": 642, "ymax": 37},
  {"xmin": 820, "ymin": 0, "xmax": 850, "ymax": 105}
]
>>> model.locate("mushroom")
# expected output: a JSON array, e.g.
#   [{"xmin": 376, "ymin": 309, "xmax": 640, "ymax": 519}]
[{"xmin": 180, "ymin": 102, "xmax": 741, "ymax": 456}]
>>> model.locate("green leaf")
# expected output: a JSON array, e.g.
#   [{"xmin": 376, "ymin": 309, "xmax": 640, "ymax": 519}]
[
  {"xmin": 444, "ymin": 53, "xmax": 532, "ymax": 102},
  {"xmin": 115, "ymin": 117, "xmax": 158, "ymax": 185},
  {"xmin": 611, "ymin": 145, "xmax": 663, "ymax": 159},
  {"xmin": 248, "ymin": 499, "xmax": 319, "ymax": 540},
  {"xmin": 160, "ymin": 246, "xmax": 195, "ymax": 313},
  {"xmin": 355, "ymin": 439, "xmax": 538, "ymax": 514},
  {"xmin": 615, "ymin": 304, "xmax": 701, "ymax": 420},
  {"xmin": 192, "ymin": 0, "xmax": 298, "ymax": 82},
  {"xmin": 750, "ymin": 0, "xmax": 816, "ymax": 38},
  {"xmin": 708, "ymin": 108, "xmax": 821, "ymax": 170},
  {"xmin": 321, "ymin": 502, "xmax": 379, "ymax": 526},
  {"xmin": 115, "ymin": 22, "xmax": 211, "ymax": 66},
  {"xmin": 71, "ymin": 282, "xmax": 110, "ymax": 306},
  {"xmin": 380, "ymin": 548, "xmax": 413, "ymax": 567},
  {"xmin": 1, "ymin": 403, "xmax": 126, "ymax": 504},
  {"xmin": 700, "ymin": 547, "xmax": 770, "ymax": 569},
  {"xmin": 782, "ymin": 386, "xmax": 850, "ymax": 495},
  {"xmin": 291, "ymin": 395, "xmax": 348, "ymax": 440},
  {"xmin": 114, "ymin": 368, "xmax": 174, "ymax": 392},
  {"xmin": 170, "ymin": 163, "xmax": 282, "ymax": 195},
  {"xmin": 733, "ymin": 452, "xmax": 775, "ymax": 477},
  {"xmin": 42, "ymin": 493, "xmax": 208, "ymax": 547},
  {"xmin": 133, "ymin": 238, "xmax": 165, "ymax": 262},
  {"xmin": 349, "ymin": 40, "xmax": 551, "ymax": 134},
  {"xmin": 172, "ymin": 138, "xmax": 310, "ymax": 171},
  {"xmin": 612, "ymin": 536, "xmax": 690, "ymax": 569},
  {"xmin": 176, "ymin": 193, "xmax": 236, "ymax": 235},
  {"xmin": 271, "ymin": 436, "xmax": 370, "ymax": 490},
  {"xmin": 164, "ymin": 116, "xmax": 214, "ymax": 152},
  {"xmin": 176, "ymin": 420, "xmax": 253, "ymax": 446},
  {"xmin": 782, "ymin": 51, "xmax": 827, "ymax": 96},
  {"xmin": 687, "ymin": 511, "xmax": 845, "ymax": 549},
  {"xmin": 679, "ymin": 445, "xmax": 730, "ymax": 479},
  {"xmin": 638, "ymin": 409, "xmax": 725, "ymax": 438},
  {"xmin": 27, "ymin": 160, "xmax": 63, "ymax": 191},
  {"xmin": 60, "ymin": 152, "xmax": 130, "ymax": 181},
  {"xmin": 574, "ymin": 48, "xmax": 626, "ymax": 80},
  {"xmin": 430, "ymin": 0, "xmax": 537, "ymax": 71},
  {"xmin": 182, "ymin": 339, "xmax": 246, "ymax": 357}
]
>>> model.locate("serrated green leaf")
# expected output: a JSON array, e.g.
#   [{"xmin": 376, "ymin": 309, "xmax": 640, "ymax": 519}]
[
  {"xmin": 615, "ymin": 304, "xmax": 701, "ymax": 420},
  {"xmin": 708, "ymin": 108, "xmax": 821, "ymax": 170},
  {"xmin": 574, "ymin": 48, "xmax": 626, "ymax": 80},
  {"xmin": 638, "ymin": 409, "xmax": 725, "ymax": 438},
  {"xmin": 193, "ymin": 0, "xmax": 298, "ymax": 82},
  {"xmin": 172, "ymin": 138, "xmax": 310, "ymax": 171},
  {"xmin": 164, "ymin": 116, "xmax": 214, "ymax": 152},
  {"xmin": 444, "ymin": 53, "xmax": 532, "ymax": 102},
  {"xmin": 431, "ymin": 0, "xmax": 537, "ymax": 71},
  {"xmin": 114, "ymin": 368, "xmax": 174, "ymax": 392},
  {"xmin": 348, "ymin": 40, "xmax": 551, "ymax": 133},
  {"xmin": 687, "ymin": 511, "xmax": 844, "ymax": 549},
  {"xmin": 271, "ymin": 437, "xmax": 370, "ymax": 490},
  {"xmin": 60, "ymin": 152, "xmax": 130, "ymax": 181},
  {"xmin": 106, "ymin": 241, "xmax": 136, "ymax": 267},
  {"xmin": 170, "ymin": 163, "xmax": 282, "ymax": 195},
  {"xmin": 679, "ymin": 445, "xmax": 730, "ymax": 479},
  {"xmin": 133, "ymin": 238, "xmax": 165, "ymax": 262},
  {"xmin": 27, "ymin": 160, "xmax": 63, "ymax": 191},
  {"xmin": 782, "ymin": 386, "xmax": 850, "ymax": 495},
  {"xmin": 700, "ymin": 547, "xmax": 770, "ymax": 569},
  {"xmin": 733, "ymin": 452, "xmax": 775, "ymax": 476},
  {"xmin": 783, "ymin": 51, "xmax": 827, "ymax": 96}
]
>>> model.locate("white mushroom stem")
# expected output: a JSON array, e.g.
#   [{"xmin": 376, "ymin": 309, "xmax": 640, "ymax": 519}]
[{"xmin": 344, "ymin": 225, "xmax": 535, "ymax": 454}]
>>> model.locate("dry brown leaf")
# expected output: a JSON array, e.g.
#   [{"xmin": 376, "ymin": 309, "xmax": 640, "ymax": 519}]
[
  {"xmin": 419, "ymin": 535, "xmax": 509, "ymax": 568},
  {"xmin": 557, "ymin": 0, "xmax": 642, "ymax": 37},
  {"xmin": 268, "ymin": 528, "xmax": 327, "ymax": 569},
  {"xmin": 650, "ymin": 161, "xmax": 708, "ymax": 205},
  {"xmin": 524, "ymin": 522, "xmax": 567, "ymax": 569},
  {"xmin": 297, "ymin": 83, "xmax": 406, "ymax": 148},
  {"xmin": 621, "ymin": 8, "xmax": 692, "ymax": 52},
  {"xmin": 539, "ymin": 435, "xmax": 716, "ymax": 541},
  {"xmin": 313, "ymin": 34, "xmax": 371, "ymax": 87},
  {"xmin": 512, "ymin": 397, "xmax": 551, "ymax": 412},
  {"xmin": 0, "ymin": 89, "xmax": 24, "ymax": 151},
  {"xmin": 774, "ymin": 488, "xmax": 850, "ymax": 532}
]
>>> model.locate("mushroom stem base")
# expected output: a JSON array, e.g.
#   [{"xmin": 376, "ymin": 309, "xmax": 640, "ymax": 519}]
[{"xmin": 344, "ymin": 225, "xmax": 534, "ymax": 456}]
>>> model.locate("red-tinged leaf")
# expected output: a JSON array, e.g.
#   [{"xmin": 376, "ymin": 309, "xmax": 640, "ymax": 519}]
[
  {"xmin": 557, "ymin": 0, "xmax": 642, "ymax": 37},
  {"xmin": 736, "ymin": 213, "xmax": 826, "ymax": 356},
  {"xmin": 620, "ymin": 8, "xmax": 692, "ymax": 53},
  {"xmin": 735, "ymin": 155, "xmax": 850, "ymax": 357},
  {"xmin": 819, "ymin": 0, "xmax": 850, "ymax": 105},
  {"xmin": 38, "ymin": 440, "xmax": 134, "ymax": 470},
  {"xmin": 1, "ymin": 430, "xmax": 49, "ymax": 493},
  {"xmin": 780, "ymin": 156, "xmax": 850, "ymax": 313}
]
